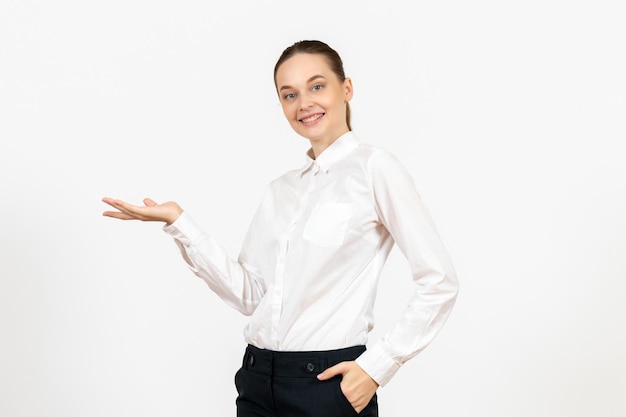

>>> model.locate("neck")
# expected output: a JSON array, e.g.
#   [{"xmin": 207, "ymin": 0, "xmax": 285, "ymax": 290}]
[{"xmin": 308, "ymin": 128, "xmax": 350, "ymax": 159}]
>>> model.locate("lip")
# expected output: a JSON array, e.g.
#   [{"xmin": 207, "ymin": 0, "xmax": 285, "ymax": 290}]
[{"xmin": 299, "ymin": 112, "xmax": 325, "ymax": 126}]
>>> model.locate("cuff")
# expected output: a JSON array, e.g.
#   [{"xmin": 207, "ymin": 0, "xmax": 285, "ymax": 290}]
[
  {"xmin": 355, "ymin": 342, "xmax": 401, "ymax": 387},
  {"xmin": 162, "ymin": 211, "xmax": 203, "ymax": 243}
]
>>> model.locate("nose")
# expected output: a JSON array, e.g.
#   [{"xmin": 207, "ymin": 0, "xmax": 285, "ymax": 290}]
[{"xmin": 298, "ymin": 93, "xmax": 313, "ymax": 111}]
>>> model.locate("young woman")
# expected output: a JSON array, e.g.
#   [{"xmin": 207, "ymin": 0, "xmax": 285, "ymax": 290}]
[{"xmin": 102, "ymin": 40, "xmax": 458, "ymax": 417}]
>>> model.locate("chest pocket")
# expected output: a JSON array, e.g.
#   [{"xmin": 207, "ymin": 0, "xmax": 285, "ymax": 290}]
[{"xmin": 303, "ymin": 202, "xmax": 352, "ymax": 247}]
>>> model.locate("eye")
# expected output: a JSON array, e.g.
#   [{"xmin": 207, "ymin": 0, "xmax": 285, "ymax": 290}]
[
  {"xmin": 312, "ymin": 84, "xmax": 323, "ymax": 91},
  {"xmin": 283, "ymin": 92, "xmax": 296, "ymax": 100}
]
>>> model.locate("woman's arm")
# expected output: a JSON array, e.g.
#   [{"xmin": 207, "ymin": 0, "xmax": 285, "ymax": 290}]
[
  {"xmin": 102, "ymin": 197, "xmax": 266, "ymax": 315},
  {"xmin": 355, "ymin": 150, "xmax": 459, "ymax": 387}
]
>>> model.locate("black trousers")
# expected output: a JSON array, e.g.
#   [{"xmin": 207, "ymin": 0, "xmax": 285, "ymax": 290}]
[{"xmin": 235, "ymin": 344, "xmax": 379, "ymax": 417}]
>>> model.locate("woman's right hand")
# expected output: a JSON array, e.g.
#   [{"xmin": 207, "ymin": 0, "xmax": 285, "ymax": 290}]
[{"xmin": 102, "ymin": 197, "xmax": 183, "ymax": 225}]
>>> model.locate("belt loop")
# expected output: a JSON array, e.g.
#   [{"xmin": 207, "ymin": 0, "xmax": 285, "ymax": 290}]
[{"xmin": 243, "ymin": 346, "xmax": 255, "ymax": 370}]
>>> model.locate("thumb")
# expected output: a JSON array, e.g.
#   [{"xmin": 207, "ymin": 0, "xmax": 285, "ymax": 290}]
[
  {"xmin": 317, "ymin": 362, "xmax": 348, "ymax": 381},
  {"xmin": 143, "ymin": 198, "xmax": 158, "ymax": 207}
]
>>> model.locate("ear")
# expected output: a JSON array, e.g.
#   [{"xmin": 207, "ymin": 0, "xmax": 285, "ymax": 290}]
[{"xmin": 343, "ymin": 77, "xmax": 354, "ymax": 102}]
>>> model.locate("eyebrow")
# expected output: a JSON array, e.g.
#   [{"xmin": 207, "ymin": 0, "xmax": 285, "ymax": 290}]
[{"xmin": 279, "ymin": 75, "xmax": 326, "ymax": 91}]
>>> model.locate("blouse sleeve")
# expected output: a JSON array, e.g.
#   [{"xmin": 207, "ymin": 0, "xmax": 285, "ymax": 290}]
[
  {"xmin": 163, "ymin": 211, "xmax": 266, "ymax": 315},
  {"xmin": 355, "ymin": 149, "xmax": 459, "ymax": 386}
]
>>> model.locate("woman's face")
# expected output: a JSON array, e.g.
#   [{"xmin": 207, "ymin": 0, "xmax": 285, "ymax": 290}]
[{"xmin": 275, "ymin": 53, "xmax": 353, "ymax": 150}]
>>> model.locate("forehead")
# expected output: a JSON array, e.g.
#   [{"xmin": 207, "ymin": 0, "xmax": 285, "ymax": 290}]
[{"xmin": 275, "ymin": 53, "xmax": 334, "ymax": 86}]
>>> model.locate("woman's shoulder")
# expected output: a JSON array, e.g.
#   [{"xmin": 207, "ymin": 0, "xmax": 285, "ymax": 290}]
[
  {"xmin": 354, "ymin": 141, "xmax": 406, "ymax": 173},
  {"xmin": 266, "ymin": 164, "xmax": 306, "ymax": 189}
]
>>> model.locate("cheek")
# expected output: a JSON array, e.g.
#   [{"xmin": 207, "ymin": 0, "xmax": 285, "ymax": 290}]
[{"xmin": 281, "ymin": 102, "xmax": 297, "ymax": 119}]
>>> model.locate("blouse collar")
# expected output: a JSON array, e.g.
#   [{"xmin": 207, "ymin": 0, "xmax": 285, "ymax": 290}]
[{"xmin": 299, "ymin": 131, "xmax": 360, "ymax": 175}]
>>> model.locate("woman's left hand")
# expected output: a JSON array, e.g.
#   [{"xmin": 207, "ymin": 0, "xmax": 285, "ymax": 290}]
[{"xmin": 317, "ymin": 361, "xmax": 379, "ymax": 413}]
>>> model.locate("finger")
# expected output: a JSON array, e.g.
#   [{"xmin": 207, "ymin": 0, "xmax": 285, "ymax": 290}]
[
  {"xmin": 106, "ymin": 199, "xmax": 144, "ymax": 216},
  {"xmin": 102, "ymin": 198, "xmax": 147, "ymax": 220},
  {"xmin": 143, "ymin": 198, "xmax": 157, "ymax": 207},
  {"xmin": 102, "ymin": 210, "xmax": 138, "ymax": 220},
  {"xmin": 317, "ymin": 362, "xmax": 348, "ymax": 380},
  {"xmin": 101, "ymin": 197, "xmax": 118, "ymax": 207},
  {"xmin": 102, "ymin": 197, "xmax": 128, "ymax": 211}
]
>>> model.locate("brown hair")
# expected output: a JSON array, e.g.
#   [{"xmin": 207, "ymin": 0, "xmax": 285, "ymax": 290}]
[{"xmin": 274, "ymin": 40, "xmax": 352, "ymax": 131}]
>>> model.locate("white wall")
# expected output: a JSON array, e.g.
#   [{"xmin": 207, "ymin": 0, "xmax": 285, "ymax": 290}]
[{"xmin": 1, "ymin": 1, "xmax": 624, "ymax": 416}]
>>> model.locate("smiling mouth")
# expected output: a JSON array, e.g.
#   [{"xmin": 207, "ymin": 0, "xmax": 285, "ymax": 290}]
[{"xmin": 299, "ymin": 113, "xmax": 325, "ymax": 124}]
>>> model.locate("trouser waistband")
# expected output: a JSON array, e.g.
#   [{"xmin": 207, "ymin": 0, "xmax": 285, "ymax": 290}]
[{"xmin": 242, "ymin": 344, "xmax": 366, "ymax": 378}]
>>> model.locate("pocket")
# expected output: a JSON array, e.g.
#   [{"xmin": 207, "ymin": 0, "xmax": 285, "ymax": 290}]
[
  {"xmin": 333, "ymin": 378, "xmax": 360, "ymax": 416},
  {"xmin": 333, "ymin": 377, "xmax": 378, "ymax": 417},
  {"xmin": 303, "ymin": 203, "xmax": 352, "ymax": 247}
]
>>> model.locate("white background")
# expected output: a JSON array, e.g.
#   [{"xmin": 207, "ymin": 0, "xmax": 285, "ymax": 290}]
[{"xmin": 1, "ymin": 1, "xmax": 625, "ymax": 416}]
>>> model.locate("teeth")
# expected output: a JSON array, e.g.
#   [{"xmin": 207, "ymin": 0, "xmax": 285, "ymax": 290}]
[{"xmin": 302, "ymin": 114, "xmax": 323, "ymax": 123}]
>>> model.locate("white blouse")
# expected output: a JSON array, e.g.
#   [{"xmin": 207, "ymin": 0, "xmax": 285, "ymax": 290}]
[{"xmin": 163, "ymin": 131, "xmax": 458, "ymax": 386}]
